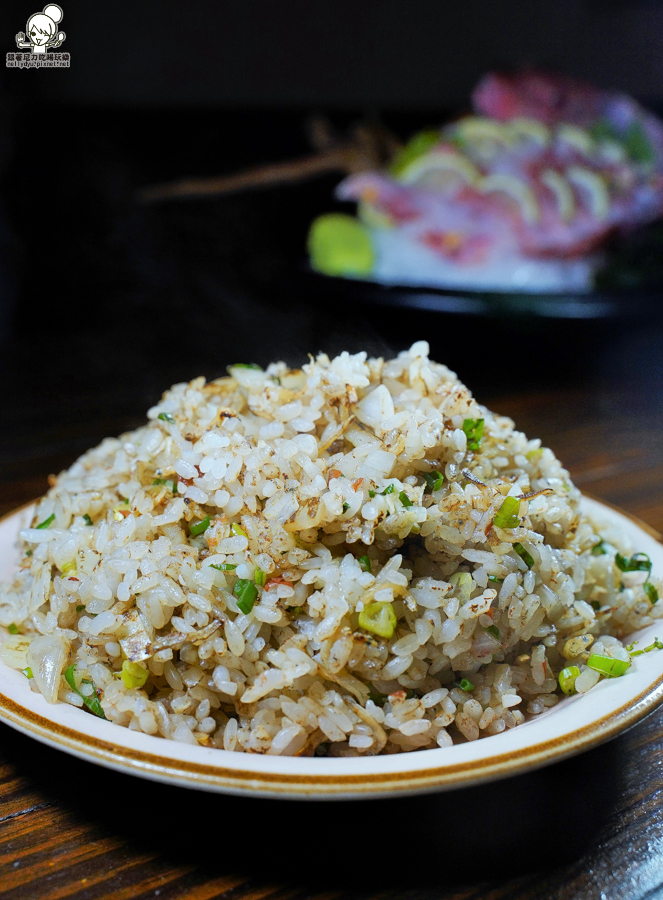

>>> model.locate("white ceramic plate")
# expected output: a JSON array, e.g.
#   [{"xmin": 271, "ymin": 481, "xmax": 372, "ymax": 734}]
[{"xmin": 0, "ymin": 497, "xmax": 662, "ymax": 801}]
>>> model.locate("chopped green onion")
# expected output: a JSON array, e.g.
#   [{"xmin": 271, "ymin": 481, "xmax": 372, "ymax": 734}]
[
  {"xmin": 152, "ymin": 478, "xmax": 177, "ymax": 493},
  {"xmin": 287, "ymin": 605, "xmax": 303, "ymax": 617},
  {"xmin": 591, "ymin": 540, "xmax": 606, "ymax": 556},
  {"xmin": 25, "ymin": 550, "xmax": 32, "ymax": 557},
  {"xmin": 458, "ymin": 678, "xmax": 475, "ymax": 692},
  {"xmin": 526, "ymin": 448, "xmax": 543, "ymax": 462},
  {"xmin": 423, "ymin": 470, "xmax": 444, "ymax": 494},
  {"xmin": 119, "ymin": 660, "xmax": 149, "ymax": 690},
  {"xmin": 368, "ymin": 686, "xmax": 388, "ymax": 707},
  {"xmin": 587, "ymin": 654, "xmax": 630, "ymax": 677},
  {"xmin": 644, "ymin": 582, "xmax": 659, "ymax": 604},
  {"xmin": 486, "ymin": 625, "xmax": 500, "ymax": 639},
  {"xmin": 76, "ymin": 605, "xmax": 85, "ymax": 612},
  {"xmin": 399, "ymin": 491, "xmax": 413, "ymax": 508},
  {"xmin": 7, "ymin": 624, "xmax": 18, "ymax": 634},
  {"xmin": 513, "ymin": 543, "xmax": 534, "ymax": 568},
  {"xmin": 83, "ymin": 514, "xmax": 93, "ymax": 526},
  {"xmin": 358, "ymin": 555, "xmax": 372, "ymax": 573},
  {"xmin": 228, "ymin": 363, "xmax": 263, "ymax": 371},
  {"xmin": 615, "ymin": 552, "xmax": 652, "ymax": 574},
  {"xmin": 368, "ymin": 490, "xmax": 376, "ymax": 498},
  {"xmin": 158, "ymin": 412, "xmax": 175, "ymax": 424},
  {"xmin": 64, "ymin": 664, "xmax": 107, "ymax": 719},
  {"xmin": 342, "ymin": 502, "xmax": 350, "ymax": 513},
  {"xmin": 630, "ymin": 637, "xmax": 663, "ymax": 657},
  {"xmin": 210, "ymin": 563, "xmax": 237, "ymax": 572},
  {"xmin": 22, "ymin": 667, "xmax": 33, "ymax": 679},
  {"xmin": 488, "ymin": 575, "xmax": 503, "ymax": 584},
  {"xmin": 231, "ymin": 523, "xmax": 247, "ymax": 538},
  {"xmin": 36, "ymin": 514, "xmax": 55, "ymax": 530},
  {"xmin": 463, "ymin": 418, "xmax": 484, "ymax": 451},
  {"xmin": 559, "ymin": 665, "xmax": 581, "ymax": 695},
  {"xmin": 190, "ymin": 516, "xmax": 211, "ymax": 537},
  {"xmin": 493, "ymin": 496, "xmax": 521, "ymax": 529},
  {"xmin": 358, "ymin": 601, "xmax": 397, "ymax": 638},
  {"xmin": 233, "ymin": 579, "xmax": 258, "ymax": 614},
  {"xmin": 255, "ymin": 569, "xmax": 267, "ymax": 586},
  {"xmin": 381, "ymin": 484, "xmax": 395, "ymax": 496},
  {"xmin": 61, "ymin": 561, "xmax": 76, "ymax": 576}
]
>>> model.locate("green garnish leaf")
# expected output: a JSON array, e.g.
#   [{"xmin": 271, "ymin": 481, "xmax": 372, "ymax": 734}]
[
  {"xmin": 615, "ymin": 552, "xmax": 652, "ymax": 574},
  {"xmin": 458, "ymin": 678, "xmax": 475, "ymax": 692},
  {"xmin": 381, "ymin": 484, "xmax": 395, "ymax": 496},
  {"xmin": 307, "ymin": 213, "xmax": 375, "ymax": 278},
  {"xmin": 36, "ymin": 514, "xmax": 55, "ymax": 530},
  {"xmin": 83, "ymin": 514, "xmax": 93, "ymax": 526},
  {"xmin": 559, "ymin": 665, "xmax": 580, "ymax": 695},
  {"xmin": 399, "ymin": 491, "xmax": 413, "ymax": 508},
  {"xmin": 591, "ymin": 540, "xmax": 606, "ymax": 556},
  {"xmin": 513, "ymin": 543, "xmax": 534, "ymax": 568},
  {"xmin": 342, "ymin": 502, "xmax": 350, "ymax": 513},
  {"xmin": 488, "ymin": 575, "xmax": 503, "ymax": 584},
  {"xmin": 644, "ymin": 582, "xmax": 659, "ymax": 604},
  {"xmin": 64, "ymin": 664, "xmax": 107, "ymax": 718},
  {"xmin": 368, "ymin": 490, "xmax": 376, "ymax": 498},
  {"xmin": 158, "ymin": 412, "xmax": 175, "ymax": 424},
  {"xmin": 233, "ymin": 579, "xmax": 258, "ymax": 615},
  {"xmin": 22, "ymin": 667, "xmax": 33, "ymax": 679},
  {"xmin": 190, "ymin": 516, "xmax": 211, "ymax": 537},
  {"xmin": 231, "ymin": 523, "xmax": 247, "ymax": 538},
  {"xmin": 493, "ymin": 496, "xmax": 521, "ymax": 529},
  {"xmin": 210, "ymin": 563, "xmax": 237, "ymax": 572},
  {"xmin": 486, "ymin": 625, "xmax": 500, "ymax": 639},
  {"xmin": 423, "ymin": 470, "xmax": 444, "ymax": 494},
  {"xmin": 463, "ymin": 418, "xmax": 484, "ymax": 451},
  {"xmin": 587, "ymin": 654, "xmax": 630, "ymax": 677},
  {"xmin": 7, "ymin": 624, "xmax": 18, "ymax": 634},
  {"xmin": 630, "ymin": 637, "xmax": 663, "ymax": 657},
  {"xmin": 358, "ymin": 555, "xmax": 372, "ymax": 573},
  {"xmin": 358, "ymin": 602, "xmax": 397, "ymax": 638},
  {"xmin": 390, "ymin": 129, "xmax": 442, "ymax": 177}
]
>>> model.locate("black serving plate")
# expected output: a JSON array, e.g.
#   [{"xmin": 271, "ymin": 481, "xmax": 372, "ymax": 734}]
[
  {"xmin": 281, "ymin": 216, "xmax": 663, "ymax": 321},
  {"xmin": 292, "ymin": 268, "xmax": 661, "ymax": 320}
]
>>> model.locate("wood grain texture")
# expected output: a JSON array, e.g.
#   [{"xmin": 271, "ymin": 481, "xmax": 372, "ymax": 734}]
[{"xmin": 1, "ymin": 384, "xmax": 663, "ymax": 900}]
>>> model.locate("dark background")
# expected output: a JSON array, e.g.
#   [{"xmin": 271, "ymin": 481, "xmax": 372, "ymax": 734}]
[
  {"xmin": 1, "ymin": 0, "xmax": 663, "ymax": 485},
  {"xmin": 2, "ymin": 5, "xmax": 663, "ymax": 899}
]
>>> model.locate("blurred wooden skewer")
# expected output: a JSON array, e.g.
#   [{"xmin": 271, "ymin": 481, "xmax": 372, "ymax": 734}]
[
  {"xmin": 137, "ymin": 117, "xmax": 402, "ymax": 204},
  {"xmin": 138, "ymin": 148, "xmax": 353, "ymax": 203}
]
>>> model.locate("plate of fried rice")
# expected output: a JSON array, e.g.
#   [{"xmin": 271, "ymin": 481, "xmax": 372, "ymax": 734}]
[{"xmin": 0, "ymin": 343, "xmax": 662, "ymax": 799}]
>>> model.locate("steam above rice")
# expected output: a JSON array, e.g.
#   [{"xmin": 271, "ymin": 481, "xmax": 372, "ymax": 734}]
[{"xmin": 1, "ymin": 342, "xmax": 660, "ymax": 756}]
